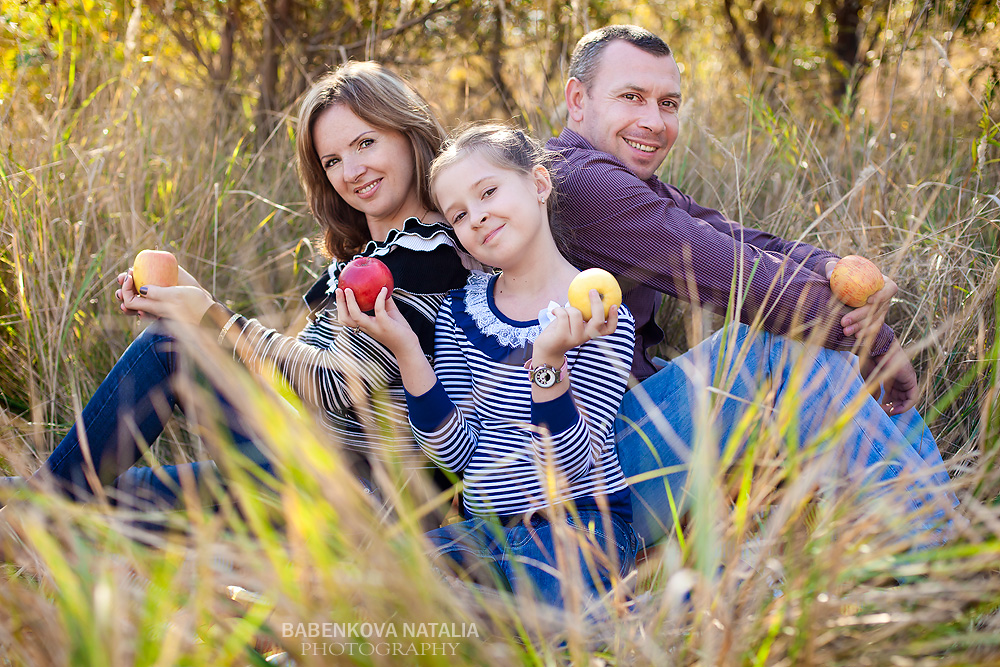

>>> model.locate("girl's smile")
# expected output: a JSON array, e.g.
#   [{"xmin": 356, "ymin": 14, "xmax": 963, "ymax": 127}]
[{"xmin": 482, "ymin": 224, "xmax": 505, "ymax": 245}]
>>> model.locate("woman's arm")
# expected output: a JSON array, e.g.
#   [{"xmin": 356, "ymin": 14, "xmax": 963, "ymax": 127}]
[
  {"xmin": 122, "ymin": 240, "xmax": 468, "ymax": 418},
  {"xmin": 125, "ymin": 272, "xmax": 406, "ymax": 417}
]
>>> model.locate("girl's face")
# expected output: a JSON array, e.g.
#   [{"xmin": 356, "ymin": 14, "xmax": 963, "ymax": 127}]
[
  {"xmin": 313, "ymin": 104, "xmax": 422, "ymax": 234},
  {"xmin": 434, "ymin": 151, "xmax": 553, "ymax": 270}
]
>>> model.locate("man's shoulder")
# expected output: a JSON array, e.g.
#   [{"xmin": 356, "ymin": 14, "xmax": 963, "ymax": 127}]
[
  {"xmin": 547, "ymin": 132, "xmax": 619, "ymax": 170},
  {"xmin": 549, "ymin": 137, "xmax": 687, "ymax": 214},
  {"xmin": 548, "ymin": 134, "xmax": 642, "ymax": 188}
]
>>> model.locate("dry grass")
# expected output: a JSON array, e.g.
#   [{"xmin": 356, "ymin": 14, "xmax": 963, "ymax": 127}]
[{"xmin": 2, "ymin": 7, "xmax": 1000, "ymax": 666}]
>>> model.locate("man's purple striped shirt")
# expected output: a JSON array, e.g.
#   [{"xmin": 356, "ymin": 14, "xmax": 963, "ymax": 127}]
[{"xmin": 547, "ymin": 128, "xmax": 893, "ymax": 381}]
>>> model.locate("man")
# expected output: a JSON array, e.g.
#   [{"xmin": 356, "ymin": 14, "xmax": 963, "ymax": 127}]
[{"xmin": 547, "ymin": 25, "xmax": 953, "ymax": 545}]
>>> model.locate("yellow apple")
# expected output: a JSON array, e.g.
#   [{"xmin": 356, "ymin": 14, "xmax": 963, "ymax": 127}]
[
  {"xmin": 132, "ymin": 249, "xmax": 178, "ymax": 289},
  {"xmin": 568, "ymin": 268, "xmax": 623, "ymax": 320},
  {"xmin": 829, "ymin": 255, "xmax": 884, "ymax": 307}
]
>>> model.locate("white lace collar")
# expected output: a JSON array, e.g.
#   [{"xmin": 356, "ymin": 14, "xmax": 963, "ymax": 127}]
[{"xmin": 463, "ymin": 271, "xmax": 542, "ymax": 348}]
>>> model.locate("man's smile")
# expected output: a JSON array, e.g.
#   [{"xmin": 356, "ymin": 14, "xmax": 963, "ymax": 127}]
[{"xmin": 624, "ymin": 138, "xmax": 658, "ymax": 153}]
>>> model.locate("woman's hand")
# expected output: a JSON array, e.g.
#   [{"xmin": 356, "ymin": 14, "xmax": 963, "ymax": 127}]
[
  {"xmin": 532, "ymin": 289, "xmax": 618, "ymax": 364},
  {"xmin": 121, "ymin": 274, "xmax": 215, "ymax": 325},
  {"xmin": 337, "ymin": 287, "xmax": 419, "ymax": 355},
  {"xmin": 116, "ymin": 269, "xmax": 140, "ymax": 316},
  {"xmin": 825, "ymin": 259, "xmax": 898, "ymax": 343},
  {"xmin": 116, "ymin": 264, "xmax": 205, "ymax": 316}
]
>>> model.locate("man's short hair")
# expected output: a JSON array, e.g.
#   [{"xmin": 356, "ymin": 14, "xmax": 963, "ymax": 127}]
[{"xmin": 569, "ymin": 25, "xmax": 673, "ymax": 89}]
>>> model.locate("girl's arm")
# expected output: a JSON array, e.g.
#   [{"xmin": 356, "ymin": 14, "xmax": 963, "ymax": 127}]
[
  {"xmin": 526, "ymin": 292, "xmax": 635, "ymax": 481},
  {"xmin": 337, "ymin": 287, "xmax": 436, "ymax": 396},
  {"xmin": 346, "ymin": 291, "xmax": 480, "ymax": 473}
]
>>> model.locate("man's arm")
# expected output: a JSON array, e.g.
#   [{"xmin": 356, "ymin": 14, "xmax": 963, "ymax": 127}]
[
  {"xmin": 663, "ymin": 183, "xmax": 840, "ymax": 276},
  {"xmin": 555, "ymin": 152, "xmax": 894, "ymax": 355}
]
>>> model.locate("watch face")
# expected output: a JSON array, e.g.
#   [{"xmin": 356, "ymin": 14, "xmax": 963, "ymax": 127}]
[{"xmin": 532, "ymin": 366, "xmax": 558, "ymax": 388}]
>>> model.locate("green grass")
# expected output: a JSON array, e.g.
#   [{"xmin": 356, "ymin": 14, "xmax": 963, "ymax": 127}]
[{"xmin": 2, "ymin": 9, "xmax": 1000, "ymax": 666}]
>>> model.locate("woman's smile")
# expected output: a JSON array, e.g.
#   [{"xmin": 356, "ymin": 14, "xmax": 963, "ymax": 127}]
[{"xmin": 355, "ymin": 178, "xmax": 382, "ymax": 198}]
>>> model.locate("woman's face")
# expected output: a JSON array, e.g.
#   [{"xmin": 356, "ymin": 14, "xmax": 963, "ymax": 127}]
[{"xmin": 313, "ymin": 104, "xmax": 422, "ymax": 235}]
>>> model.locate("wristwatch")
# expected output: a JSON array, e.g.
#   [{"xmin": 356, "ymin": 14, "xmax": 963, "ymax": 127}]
[{"xmin": 524, "ymin": 357, "xmax": 568, "ymax": 389}]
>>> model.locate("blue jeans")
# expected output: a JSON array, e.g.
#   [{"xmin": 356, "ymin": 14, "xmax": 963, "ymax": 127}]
[
  {"xmin": 34, "ymin": 325, "xmax": 268, "ymax": 507},
  {"xmin": 424, "ymin": 510, "xmax": 638, "ymax": 609},
  {"xmin": 615, "ymin": 323, "xmax": 956, "ymax": 545}
]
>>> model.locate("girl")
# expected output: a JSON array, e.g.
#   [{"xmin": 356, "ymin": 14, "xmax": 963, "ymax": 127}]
[
  {"xmin": 340, "ymin": 125, "xmax": 638, "ymax": 609},
  {"xmin": 12, "ymin": 62, "xmax": 470, "ymax": 512}
]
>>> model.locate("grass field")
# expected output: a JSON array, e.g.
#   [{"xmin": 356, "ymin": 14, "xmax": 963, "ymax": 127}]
[{"xmin": 2, "ymin": 7, "xmax": 1000, "ymax": 666}]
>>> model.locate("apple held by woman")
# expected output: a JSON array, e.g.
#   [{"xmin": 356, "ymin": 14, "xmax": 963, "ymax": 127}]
[
  {"xmin": 338, "ymin": 257, "xmax": 394, "ymax": 311},
  {"xmin": 830, "ymin": 255, "xmax": 885, "ymax": 308},
  {"xmin": 132, "ymin": 249, "xmax": 178, "ymax": 289},
  {"xmin": 568, "ymin": 268, "xmax": 622, "ymax": 320}
]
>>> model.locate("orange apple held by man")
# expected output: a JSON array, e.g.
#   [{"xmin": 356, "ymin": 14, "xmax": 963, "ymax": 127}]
[{"xmin": 829, "ymin": 255, "xmax": 885, "ymax": 308}]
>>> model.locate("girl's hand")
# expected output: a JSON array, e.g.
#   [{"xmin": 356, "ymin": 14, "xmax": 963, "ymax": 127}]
[
  {"xmin": 841, "ymin": 274, "xmax": 897, "ymax": 342},
  {"xmin": 122, "ymin": 279, "xmax": 215, "ymax": 325},
  {"xmin": 338, "ymin": 287, "xmax": 438, "ymax": 397},
  {"xmin": 336, "ymin": 287, "xmax": 419, "ymax": 355},
  {"xmin": 533, "ymin": 289, "xmax": 619, "ymax": 363}
]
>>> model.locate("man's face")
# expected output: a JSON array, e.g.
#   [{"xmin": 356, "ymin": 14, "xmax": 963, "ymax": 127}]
[{"xmin": 567, "ymin": 40, "xmax": 682, "ymax": 181}]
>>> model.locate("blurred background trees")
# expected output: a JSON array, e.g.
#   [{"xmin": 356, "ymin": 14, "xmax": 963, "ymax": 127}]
[{"xmin": 6, "ymin": 0, "xmax": 997, "ymax": 135}]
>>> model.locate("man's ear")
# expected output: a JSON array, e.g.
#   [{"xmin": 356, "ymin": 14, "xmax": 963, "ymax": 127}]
[{"xmin": 565, "ymin": 77, "xmax": 587, "ymax": 124}]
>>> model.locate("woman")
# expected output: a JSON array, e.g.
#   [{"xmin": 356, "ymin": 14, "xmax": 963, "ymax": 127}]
[{"xmin": 18, "ymin": 61, "xmax": 470, "ymax": 511}]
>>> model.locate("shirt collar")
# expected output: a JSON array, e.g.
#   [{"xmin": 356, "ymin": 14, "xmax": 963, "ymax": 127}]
[
  {"xmin": 549, "ymin": 127, "xmax": 592, "ymax": 151},
  {"xmin": 550, "ymin": 127, "xmax": 663, "ymax": 187}
]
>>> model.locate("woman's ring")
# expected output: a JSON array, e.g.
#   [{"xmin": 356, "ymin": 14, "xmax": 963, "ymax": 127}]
[{"xmin": 353, "ymin": 326, "xmax": 361, "ymax": 334}]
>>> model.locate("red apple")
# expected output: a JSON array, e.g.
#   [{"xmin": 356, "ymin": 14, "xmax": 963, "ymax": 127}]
[
  {"xmin": 568, "ymin": 268, "xmax": 623, "ymax": 320},
  {"xmin": 829, "ymin": 255, "xmax": 885, "ymax": 308},
  {"xmin": 338, "ymin": 257, "xmax": 394, "ymax": 311},
  {"xmin": 132, "ymin": 249, "xmax": 178, "ymax": 289}
]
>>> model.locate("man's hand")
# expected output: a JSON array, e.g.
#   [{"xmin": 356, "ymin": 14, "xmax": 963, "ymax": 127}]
[
  {"xmin": 860, "ymin": 338, "xmax": 919, "ymax": 415},
  {"xmin": 841, "ymin": 274, "xmax": 897, "ymax": 340},
  {"xmin": 825, "ymin": 259, "xmax": 898, "ymax": 343}
]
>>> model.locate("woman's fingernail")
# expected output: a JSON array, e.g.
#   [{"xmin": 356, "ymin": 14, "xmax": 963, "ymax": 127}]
[{"xmin": 139, "ymin": 286, "xmax": 148, "ymax": 295}]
